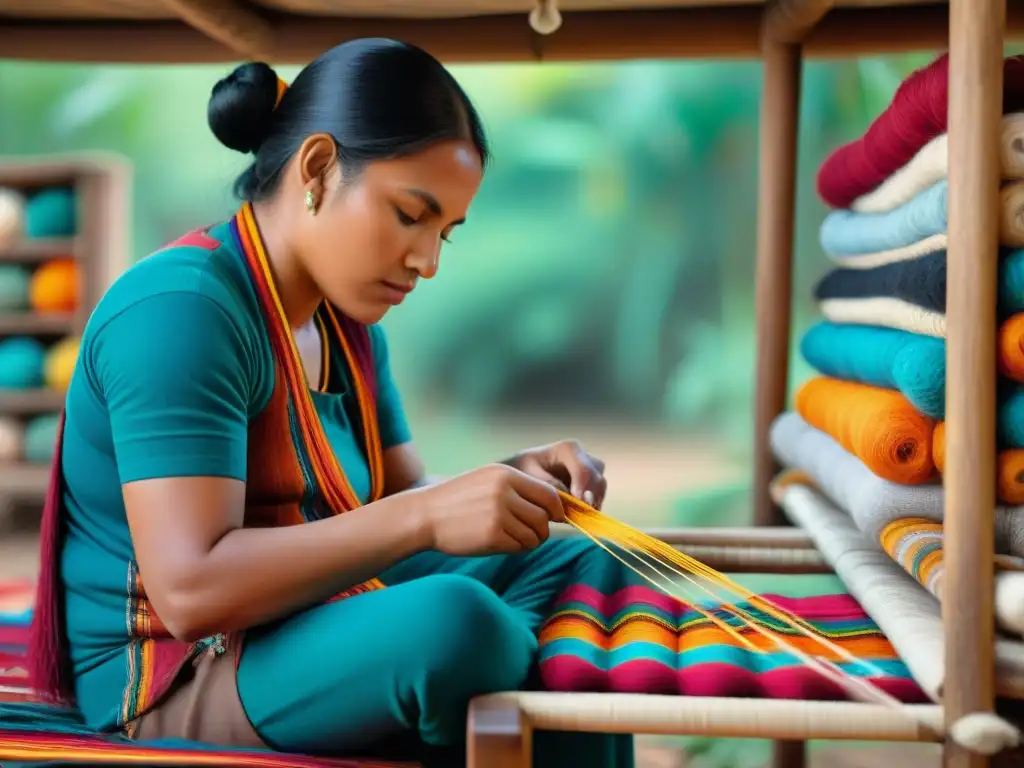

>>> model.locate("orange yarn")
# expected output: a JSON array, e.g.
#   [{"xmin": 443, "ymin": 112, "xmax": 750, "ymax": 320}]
[
  {"xmin": 794, "ymin": 377, "xmax": 937, "ymax": 484},
  {"xmin": 932, "ymin": 422, "xmax": 1024, "ymax": 504},
  {"xmin": 29, "ymin": 258, "xmax": 78, "ymax": 314},
  {"xmin": 999, "ymin": 314, "xmax": 1024, "ymax": 383}
]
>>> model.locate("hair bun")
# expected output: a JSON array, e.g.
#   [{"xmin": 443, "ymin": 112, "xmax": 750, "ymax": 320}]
[{"xmin": 208, "ymin": 62, "xmax": 280, "ymax": 154}]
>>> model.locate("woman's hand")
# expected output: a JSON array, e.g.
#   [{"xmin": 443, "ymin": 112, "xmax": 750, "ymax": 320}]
[
  {"xmin": 419, "ymin": 464, "xmax": 566, "ymax": 556},
  {"xmin": 504, "ymin": 439, "xmax": 607, "ymax": 509}
]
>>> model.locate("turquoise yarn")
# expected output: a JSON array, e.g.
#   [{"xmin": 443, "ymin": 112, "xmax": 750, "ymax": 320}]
[
  {"xmin": 801, "ymin": 322, "xmax": 946, "ymax": 416},
  {"xmin": 25, "ymin": 187, "xmax": 76, "ymax": 238},
  {"xmin": 800, "ymin": 321, "xmax": 1024, "ymax": 447},
  {"xmin": 0, "ymin": 336, "xmax": 45, "ymax": 388},
  {"xmin": 1002, "ymin": 248, "xmax": 1024, "ymax": 313},
  {"xmin": 0, "ymin": 264, "xmax": 30, "ymax": 310},
  {"xmin": 23, "ymin": 412, "xmax": 60, "ymax": 463}
]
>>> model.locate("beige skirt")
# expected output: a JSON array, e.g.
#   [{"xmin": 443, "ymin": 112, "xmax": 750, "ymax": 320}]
[{"xmin": 131, "ymin": 640, "xmax": 269, "ymax": 750}]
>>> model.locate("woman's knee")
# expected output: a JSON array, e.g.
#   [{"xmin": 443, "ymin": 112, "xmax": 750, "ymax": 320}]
[{"xmin": 407, "ymin": 574, "xmax": 536, "ymax": 692}]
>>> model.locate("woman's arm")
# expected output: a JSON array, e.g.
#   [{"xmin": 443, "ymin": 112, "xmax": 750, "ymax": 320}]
[
  {"xmin": 124, "ymin": 475, "xmax": 432, "ymax": 641},
  {"xmin": 96, "ymin": 292, "xmax": 434, "ymax": 642}
]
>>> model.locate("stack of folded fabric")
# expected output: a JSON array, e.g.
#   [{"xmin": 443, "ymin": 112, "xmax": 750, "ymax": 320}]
[{"xmin": 771, "ymin": 53, "xmax": 1024, "ymax": 620}]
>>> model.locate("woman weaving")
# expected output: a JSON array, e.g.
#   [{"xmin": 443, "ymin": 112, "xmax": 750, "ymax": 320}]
[{"xmin": 29, "ymin": 38, "xmax": 633, "ymax": 768}]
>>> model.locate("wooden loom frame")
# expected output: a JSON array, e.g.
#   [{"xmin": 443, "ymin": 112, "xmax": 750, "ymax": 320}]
[{"xmin": 0, "ymin": 1, "xmax": 1011, "ymax": 767}]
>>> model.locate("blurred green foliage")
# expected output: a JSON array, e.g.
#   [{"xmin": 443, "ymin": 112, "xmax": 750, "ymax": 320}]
[{"xmin": 0, "ymin": 52, "xmax": 934, "ymax": 482}]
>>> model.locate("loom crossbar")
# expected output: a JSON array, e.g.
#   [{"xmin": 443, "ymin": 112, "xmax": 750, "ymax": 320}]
[{"xmin": 470, "ymin": 692, "xmax": 945, "ymax": 741}]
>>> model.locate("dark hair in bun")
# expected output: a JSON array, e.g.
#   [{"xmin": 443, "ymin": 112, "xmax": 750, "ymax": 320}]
[{"xmin": 207, "ymin": 38, "xmax": 489, "ymax": 201}]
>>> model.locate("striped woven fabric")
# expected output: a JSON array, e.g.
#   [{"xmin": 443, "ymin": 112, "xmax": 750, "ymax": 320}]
[
  {"xmin": 537, "ymin": 584, "xmax": 929, "ymax": 702},
  {"xmin": 879, "ymin": 516, "xmax": 1024, "ymax": 597},
  {"xmin": 0, "ymin": 580, "xmax": 416, "ymax": 768},
  {"xmin": 878, "ymin": 518, "xmax": 945, "ymax": 594}
]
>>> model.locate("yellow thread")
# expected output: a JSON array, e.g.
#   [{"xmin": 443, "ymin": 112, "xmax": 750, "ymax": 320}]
[{"xmin": 560, "ymin": 492, "xmax": 901, "ymax": 704}]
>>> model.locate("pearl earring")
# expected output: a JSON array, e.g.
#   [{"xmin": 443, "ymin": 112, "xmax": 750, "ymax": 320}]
[{"xmin": 305, "ymin": 189, "xmax": 317, "ymax": 216}]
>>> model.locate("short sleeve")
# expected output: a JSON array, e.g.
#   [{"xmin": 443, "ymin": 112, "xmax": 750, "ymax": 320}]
[
  {"xmin": 369, "ymin": 324, "xmax": 412, "ymax": 450},
  {"xmin": 90, "ymin": 291, "xmax": 255, "ymax": 484}
]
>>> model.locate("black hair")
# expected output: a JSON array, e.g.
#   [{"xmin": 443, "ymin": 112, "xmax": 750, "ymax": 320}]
[{"xmin": 207, "ymin": 38, "xmax": 489, "ymax": 201}]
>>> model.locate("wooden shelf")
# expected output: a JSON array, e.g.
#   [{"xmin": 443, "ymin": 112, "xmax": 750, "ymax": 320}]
[
  {"xmin": 0, "ymin": 389, "xmax": 65, "ymax": 414},
  {"xmin": 0, "ymin": 312, "xmax": 74, "ymax": 336},
  {"xmin": 0, "ymin": 238, "xmax": 78, "ymax": 264},
  {"xmin": 0, "ymin": 462, "xmax": 50, "ymax": 499},
  {"xmin": 0, "ymin": 155, "xmax": 130, "ymax": 507}
]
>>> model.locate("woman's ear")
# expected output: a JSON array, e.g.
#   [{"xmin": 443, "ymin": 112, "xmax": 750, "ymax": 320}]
[{"xmin": 296, "ymin": 133, "xmax": 338, "ymax": 212}]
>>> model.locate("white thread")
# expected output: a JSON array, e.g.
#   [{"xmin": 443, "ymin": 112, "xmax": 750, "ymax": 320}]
[{"xmin": 949, "ymin": 712, "xmax": 1021, "ymax": 755}]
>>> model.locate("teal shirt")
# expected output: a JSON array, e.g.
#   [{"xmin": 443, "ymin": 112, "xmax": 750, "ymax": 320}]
[{"xmin": 58, "ymin": 220, "xmax": 412, "ymax": 731}]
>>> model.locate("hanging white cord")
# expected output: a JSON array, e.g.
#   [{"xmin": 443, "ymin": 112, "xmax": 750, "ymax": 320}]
[{"xmin": 529, "ymin": 0, "xmax": 563, "ymax": 34}]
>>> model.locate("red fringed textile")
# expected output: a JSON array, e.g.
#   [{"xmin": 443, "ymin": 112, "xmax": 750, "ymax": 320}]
[
  {"xmin": 816, "ymin": 53, "xmax": 1024, "ymax": 209},
  {"xmin": 26, "ymin": 410, "xmax": 72, "ymax": 705}
]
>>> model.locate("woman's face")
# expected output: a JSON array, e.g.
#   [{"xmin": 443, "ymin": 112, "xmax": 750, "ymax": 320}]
[{"xmin": 297, "ymin": 138, "xmax": 483, "ymax": 325}]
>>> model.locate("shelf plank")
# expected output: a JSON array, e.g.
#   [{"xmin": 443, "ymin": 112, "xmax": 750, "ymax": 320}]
[
  {"xmin": 0, "ymin": 389, "xmax": 65, "ymax": 415},
  {"xmin": 0, "ymin": 462, "xmax": 50, "ymax": 499},
  {"xmin": 0, "ymin": 313, "xmax": 74, "ymax": 336},
  {"xmin": 0, "ymin": 238, "xmax": 78, "ymax": 264}
]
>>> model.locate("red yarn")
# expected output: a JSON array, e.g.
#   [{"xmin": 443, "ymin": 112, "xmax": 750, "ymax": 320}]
[{"xmin": 817, "ymin": 53, "xmax": 1024, "ymax": 209}]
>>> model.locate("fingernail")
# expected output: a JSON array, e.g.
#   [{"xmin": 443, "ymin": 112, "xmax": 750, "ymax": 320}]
[{"xmin": 583, "ymin": 490, "xmax": 594, "ymax": 505}]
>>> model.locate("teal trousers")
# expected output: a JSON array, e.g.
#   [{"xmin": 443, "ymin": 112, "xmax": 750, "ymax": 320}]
[{"xmin": 236, "ymin": 538, "xmax": 635, "ymax": 767}]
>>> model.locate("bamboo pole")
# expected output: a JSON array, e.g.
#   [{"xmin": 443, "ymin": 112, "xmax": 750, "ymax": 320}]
[
  {"xmin": 752, "ymin": 36, "xmax": 800, "ymax": 529},
  {"xmin": 943, "ymin": 0, "xmax": 1006, "ymax": 765}
]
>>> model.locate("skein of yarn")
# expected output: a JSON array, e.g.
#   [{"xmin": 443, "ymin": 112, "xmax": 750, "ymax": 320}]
[
  {"xmin": 795, "ymin": 376, "xmax": 937, "ymax": 485},
  {"xmin": 0, "ymin": 415, "xmax": 24, "ymax": 462},
  {"xmin": 0, "ymin": 264, "xmax": 31, "ymax": 311},
  {"xmin": 29, "ymin": 258, "xmax": 79, "ymax": 314},
  {"xmin": 817, "ymin": 54, "xmax": 1024, "ymax": 209},
  {"xmin": 25, "ymin": 187, "xmax": 76, "ymax": 239},
  {"xmin": 44, "ymin": 336, "xmax": 80, "ymax": 392},
  {"xmin": 0, "ymin": 187, "xmax": 25, "ymax": 247},
  {"xmin": 23, "ymin": 413, "xmax": 60, "ymax": 464},
  {"xmin": 0, "ymin": 337, "xmax": 46, "ymax": 389}
]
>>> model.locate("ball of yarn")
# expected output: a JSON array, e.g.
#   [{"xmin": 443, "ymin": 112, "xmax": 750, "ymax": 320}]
[
  {"xmin": 29, "ymin": 258, "xmax": 79, "ymax": 314},
  {"xmin": 0, "ymin": 415, "xmax": 24, "ymax": 462},
  {"xmin": 0, "ymin": 264, "xmax": 30, "ymax": 311},
  {"xmin": 0, "ymin": 187, "xmax": 25, "ymax": 247},
  {"xmin": 44, "ymin": 336, "xmax": 80, "ymax": 392},
  {"xmin": 23, "ymin": 413, "xmax": 60, "ymax": 464},
  {"xmin": 999, "ymin": 314, "xmax": 1024, "ymax": 382},
  {"xmin": 25, "ymin": 187, "xmax": 76, "ymax": 239},
  {"xmin": 0, "ymin": 336, "xmax": 45, "ymax": 388}
]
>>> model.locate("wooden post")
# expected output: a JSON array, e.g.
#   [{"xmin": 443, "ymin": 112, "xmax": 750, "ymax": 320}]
[
  {"xmin": 754, "ymin": 23, "xmax": 807, "ymax": 768},
  {"xmin": 467, "ymin": 697, "xmax": 533, "ymax": 768},
  {"xmin": 752, "ymin": 35, "xmax": 801, "ymax": 529},
  {"xmin": 944, "ymin": 0, "xmax": 1006, "ymax": 766}
]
